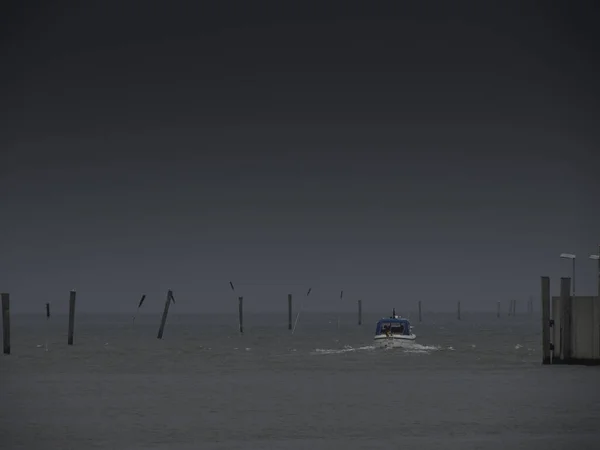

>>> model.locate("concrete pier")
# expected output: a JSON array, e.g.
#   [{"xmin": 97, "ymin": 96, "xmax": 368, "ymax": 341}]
[{"xmin": 546, "ymin": 276, "xmax": 600, "ymax": 365}]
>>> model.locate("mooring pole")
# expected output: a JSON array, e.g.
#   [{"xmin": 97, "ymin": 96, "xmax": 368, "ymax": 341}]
[
  {"xmin": 44, "ymin": 301, "xmax": 51, "ymax": 352},
  {"xmin": 358, "ymin": 299, "xmax": 362, "ymax": 325},
  {"xmin": 596, "ymin": 244, "xmax": 600, "ymax": 297},
  {"xmin": 541, "ymin": 276, "xmax": 551, "ymax": 364},
  {"xmin": 1, "ymin": 293, "xmax": 10, "ymax": 355},
  {"xmin": 418, "ymin": 300, "xmax": 422, "ymax": 322},
  {"xmin": 529, "ymin": 296, "xmax": 534, "ymax": 316},
  {"xmin": 238, "ymin": 296, "xmax": 244, "ymax": 335},
  {"xmin": 67, "ymin": 290, "xmax": 76, "ymax": 345},
  {"xmin": 288, "ymin": 294, "xmax": 292, "ymax": 330},
  {"xmin": 157, "ymin": 290, "xmax": 173, "ymax": 339}
]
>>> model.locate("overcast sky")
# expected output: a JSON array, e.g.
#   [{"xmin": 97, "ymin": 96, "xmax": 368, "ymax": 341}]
[{"xmin": 1, "ymin": 1, "xmax": 599, "ymax": 314}]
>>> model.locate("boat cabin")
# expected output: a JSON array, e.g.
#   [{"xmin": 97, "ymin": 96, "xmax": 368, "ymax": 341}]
[{"xmin": 375, "ymin": 317, "xmax": 411, "ymax": 336}]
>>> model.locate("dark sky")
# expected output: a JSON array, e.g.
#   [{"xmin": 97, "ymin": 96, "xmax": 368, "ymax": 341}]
[{"xmin": 1, "ymin": 1, "xmax": 599, "ymax": 314}]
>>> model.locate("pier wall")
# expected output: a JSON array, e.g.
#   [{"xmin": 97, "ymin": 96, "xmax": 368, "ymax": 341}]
[{"xmin": 550, "ymin": 294, "xmax": 600, "ymax": 364}]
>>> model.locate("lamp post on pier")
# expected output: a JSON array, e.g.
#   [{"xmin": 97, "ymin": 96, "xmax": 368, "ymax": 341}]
[{"xmin": 559, "ymin": 253, "xmax": 576, "ymax": 297}]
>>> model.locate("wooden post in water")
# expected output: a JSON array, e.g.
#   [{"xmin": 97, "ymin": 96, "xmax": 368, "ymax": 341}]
[
  {"xmin": 44, "ymin": 301, "xmax": 51, "ymax": 352},
  {"xmin": 596, "ymin": 244, "xmax": 600, "ymax": 297},
  {"xmin": 357, "ymin": 299, "xmax": 362, "ymax": 325},
  {"xmin": 418, "ymin": 300, "xmax": 422, "ymax": 322},
  {"xmin": 513, "ymin": 299, "xmax": 517, "ymax": 316},
  {"xmin": 288, "ymin": 294, "xmax": 292, "ymax": 330},
  {"xmin": 67, "ymin": 290, "xmax": 76, "ymax": 345},
  {"xmin": 559, "ymin": 277, "xmax": 572, "ymax": 362},
  {"xmin": 156, "ymin": 290, "xmax": 173, "ymax": 340},
  {"xmin": 497, "ymin": 301, "xmax": 500, "ymax": 318},
  {"xmin": 2, "ymin": 293, "xmax": 10, "ymax": 355},
  {"xmin": 457, "ymin": 301, "xmax": 461, "ymax": 320},
  {"xmin": 541, "ymin": 276, "xmax": 551, "ymax": 364},
  {"xmin": 238, "ymin": 296, "xmax": 244, "ymax": 335}
]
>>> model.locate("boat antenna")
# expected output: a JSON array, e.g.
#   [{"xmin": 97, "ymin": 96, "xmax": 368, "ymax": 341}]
[
  {"xmin": 291, "ymin": 287, "xmax": 312, "ymax": 335},
  {"xmin": 392, "ymin": 308, "xmax": 396, "ymax": 318}
]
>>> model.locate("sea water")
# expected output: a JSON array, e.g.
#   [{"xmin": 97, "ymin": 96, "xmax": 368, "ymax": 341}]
[{"xmin": 1, "ymin": 312, "xmax": 599, "ymax": 449}]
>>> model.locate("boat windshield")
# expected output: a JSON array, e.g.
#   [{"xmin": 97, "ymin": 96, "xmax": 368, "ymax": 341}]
[{"xmin": 377, "ymin": 320, "xmax": 409, "ymax": 335}]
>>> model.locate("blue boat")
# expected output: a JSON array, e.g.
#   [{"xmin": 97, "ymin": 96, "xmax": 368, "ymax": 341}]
[{"xmin": 373, "ymin": 309, "xmax": 416, "ymax": 348}]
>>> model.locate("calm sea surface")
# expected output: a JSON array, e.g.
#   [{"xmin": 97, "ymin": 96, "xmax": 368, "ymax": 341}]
[{"xmin": 1, "ymin": 311, "xmax": 599, "ymax": 449}]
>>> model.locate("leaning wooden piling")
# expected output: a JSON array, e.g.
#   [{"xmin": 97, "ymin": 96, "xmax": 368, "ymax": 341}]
[
  {"xmin": 457, "ymin": 301, "xmax": 461, "ymax": 320},
  {"xmin": 238, "ymin": 296, "xmax": 244, "ymax": 335},
  {"xmin": 559, "ymin": 277, "xmax": 572, "ymax": 362},
  {"xmin": 358, "ymin": 299, "xmax": 362, "ymax": 325},
  {"xmin": 418, "ymin": 300, "xmax": 422, "ymax": 322},
  {"xmin": 67, "ymin": 290, "xmax": 76, "ymax": 345},
  {"xmin": 2, "ymin": 293, "xmax": 10, "ymax": 355},
  {"xmin": 596, "ymin": 244, "xmax": 600, "ymax": 297},
  {"xmin": 288, "ymin": 294, "xmax": 292, "ymax": 330},
  {"xmin": 541, "ymin": 276, "xmax": 551, "ymax": 364},
  {"xmin": 156, "ymin": 290, "xmax": 173, "ymax": 340}
]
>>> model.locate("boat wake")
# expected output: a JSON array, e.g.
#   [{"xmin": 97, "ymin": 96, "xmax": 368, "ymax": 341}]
[
  {"xmin": 311, "ymin": 343, "xmax": 442, "ymax": 355},
  {"xmin": 394, "ymin": 342, "xmax": 441, "ymax": 354},
  {"xmin": 311, "ymin": 345, "xmax": 376, "ymax": 355}
]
